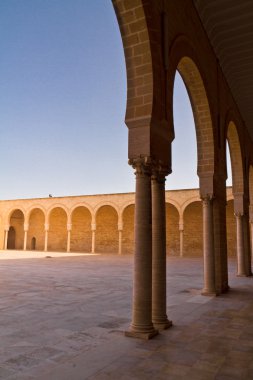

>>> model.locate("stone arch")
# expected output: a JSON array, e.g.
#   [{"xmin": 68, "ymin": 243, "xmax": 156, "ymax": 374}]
[
  {"xmin": 183, "ymin": 201, "xmax": 203, "ymax": 257},
  {"xmin": 96, "ymin": 205, "xmax": 118, "ymax": 253},
  {"xmin": 168, "ymin": 37, "xmax": 215, "ymax": 187},
  {"xmin": 181, "ymin": 196, "xmax": 201, "ymax": 216},
  {"xmin": 27, "ymin": 208, "xmax": 45, "ymax": 251},
  {"xmin": 70, "ymin": 206, "xmax": 92, "ymax": 252},
  {"xmin": 166, "ymin": 203, "xmax": 180, "ymax": 256},
  {"xmin": 48, "ymin": 207, "xmax": 68, "ymax": 252},
  {"xmin": 122, "ymin": 204, "xmax": 135, "ymax": 254},
  {"xmin": 26, "ymin": 205, "xmax": 46, "ymax": 222},
  {"xmin": 227, "ymin": 120, "xmax": 244, "ymax": 195},
  {"xmin": 46, "ymin": 204, "xmax": 69, "ymax": 224},
  {"xmin": 226, "ymin": 199, "xmax": 236, "ymax": 257},
  {"xmin": 112, "ymin": 0, "xmax": 153, "ymax": 125},
  {"xmin": 8, "ymin": 209, "xmax": 24, "ymax": 250}
]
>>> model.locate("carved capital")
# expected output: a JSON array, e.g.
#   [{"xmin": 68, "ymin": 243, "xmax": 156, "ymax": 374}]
[
  {"xmin": 67, "ymin": 223, "xmax": 72, "ymax": 232},
  {"xmin": 201, "ymin": 194, "xmax": 214, "ymax": 205},
  {"xmin": 129, "ymin": 157, "xmax": 170, "ymax": 179},
  {"xmin": 91, "ymin": 223, "xmax": 96, "ymax": 231},
  {"xmin": 129, "ymin": 156, "xmax": 152, "ymax": 176},
  {"xmin": 4, "ymin": 225, "xmax": 10, "ymax": 232},
  {"xmin": 44, "ymin": 223, "xmax": 49, "ymax": 232},
  {"xmin": 234, "ymin": 212, "xmax": 243, "ymax": 218},
  {"xmin": 151, "ymin": 162, "xmax": 170, "ymax": 183}
]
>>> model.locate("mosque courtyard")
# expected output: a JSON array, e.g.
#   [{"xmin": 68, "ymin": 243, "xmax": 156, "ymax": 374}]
[{"xmin": 0, "ymin": 251, "xmax": 252, "ymax": 380}]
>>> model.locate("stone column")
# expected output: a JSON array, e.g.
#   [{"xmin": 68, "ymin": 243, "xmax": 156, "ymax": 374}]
[
  {"xmin": 125, "ymin": 158, "xmax": 158, "ymax": 339},
  {"xmin": 4, "ymin": 226, "xmax": 9, "ymax": 250},
  {"xmin": 235, "ymin": 213, "xmax": 247, "ymax": 276},
  {"xmin": 67, "ymin": 223, "xmax": 72, "ymax": 252},
  {"xmin": 250, "ymin": 220, "xmax": 253, "ymax": 274},
  {"xmin": 23, "ymin": 223, "xmax": 29, "ymax": 251},
  {"xmin": 151, "ymin": 167, "xmax": 172, "ymax": 330},
  {"xmin": 44, "ymin": 223, "xmax": 49, "ymax": 252},
  {"xmin": 179, "ymin": 222, "xmax": 184, "ymax": 257},
  {"xmin": 242, "ymin": 214, "xmax": 252, "ymax": 276},
  {"xmin": 201, "ymin": 195, "xmax": 217, "ymax": 296},
  {"xmin": 118, "ymin": 222, "xmax": 123, "ymax": 255},
  {"xmin": 91, "ymin": 223, "xmax": 96, "ymax": 253}
]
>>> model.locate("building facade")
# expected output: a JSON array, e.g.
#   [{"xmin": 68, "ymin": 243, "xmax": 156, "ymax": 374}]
[{"xmin": 0, "ymin": 188, "xmax": 236, "ymax": 258}]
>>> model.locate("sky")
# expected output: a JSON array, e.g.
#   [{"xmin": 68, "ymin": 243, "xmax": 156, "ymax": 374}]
[{"xmin": 0, "ymin": 0, "xmax": 231, "ymax": 200}]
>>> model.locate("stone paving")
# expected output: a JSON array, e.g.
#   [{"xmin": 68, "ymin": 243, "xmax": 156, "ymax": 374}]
[{"xmin": 0, "ymin": 250, "xmax": 252, "ymax": 379}]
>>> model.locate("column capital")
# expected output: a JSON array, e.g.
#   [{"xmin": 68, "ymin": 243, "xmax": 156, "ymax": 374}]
[
  {"xmin": 91, "ymin": 223, "xmax": 96, "ymax": 231},
  {"xmin": 118, "ymin": 222, "xmax": 123, "ymax": 231},
  {"xmin": 201, "ymin": 194, "xmax": 214, "ymax": 204},
  {"xmin": 4, "ymin": 225, "xmax": 10, "ymax": 231},
  {"xmin": 44, "ymin": 223, "xmax": 50, "ymax": 231},
  {"xmin": 24, "ymin": 223, "xmax": 29, "ymax": 232},
  {"xmin": 67, "ymin": 223, "xmax": 72, "ymax": 231},
  {"xmin": 151, "ymin": 162, "xmax": 171, "ymax": 182},
  {"xmin": 129, "ymin": 157, "xmax": 170, "ymax": 178},
  {"xmin": 129, "ymin": 156, "xmax": 152, "ymax": 176},
  {"xmin": 234, "ymin": 212, "xmax": 243, "ymax": 218},
  {"xmin": 179, "ymin": 223, "xmax": 184, "ymax": 231}
]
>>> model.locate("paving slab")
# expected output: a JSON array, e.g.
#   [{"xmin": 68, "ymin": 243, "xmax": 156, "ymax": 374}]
[{"xmin": 0, "ymin": 251, "xmax": 252, "ymax": 379}]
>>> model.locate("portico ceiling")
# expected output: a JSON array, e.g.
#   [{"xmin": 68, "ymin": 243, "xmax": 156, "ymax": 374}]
[{"xmin": 193, "ymin": 0, "xmax": 253, "ymax": 140}]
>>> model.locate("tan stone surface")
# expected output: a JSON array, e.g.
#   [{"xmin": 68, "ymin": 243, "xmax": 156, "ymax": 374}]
[{"xmin": 0, "ymin": 252, "xmax": 252, "ymax": 379}]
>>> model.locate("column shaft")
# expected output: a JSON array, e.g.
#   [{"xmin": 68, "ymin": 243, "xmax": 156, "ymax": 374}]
[
  {"xmin": 23, "ymin": 230, "xmax": 28, "ymax": 251},
  {"xmin": 126, "ymin": 160, "xmax": 157, "ymax": 339},
  {"xmin": 44, "ymin": 230, "xmax": 48, "ymax": 252},
  {"xmin": 179, "ymin": 227, "xmax": 184, "ymax": 257},
  {"xmin": 91, "ymin": 229, "xmax": 96, "ymax": 253},
  {"xmin": 236, "ymin": 213, "xmax": 247, "ymax": 276},
  {"xmin": 67, "ymin": 230, "xmax": 71, "ymax": 252},
  {"xmin": 202, "ymin": 196, "xmax": 217, "ymax": 296},
  {"xmin": 4, "ymin": 230, "xmax": 8, "ymax": 250},
  {"xmin": 151, "ymin": 175, "xmax": 172, "ymax": 330},
  {"xmin": 118, "ymin": 230, "xmax": 122, "ymax": 255}
]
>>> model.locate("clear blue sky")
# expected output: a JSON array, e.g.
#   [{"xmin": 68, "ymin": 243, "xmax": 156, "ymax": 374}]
[{"xmin": 0, "ymin": 0, "xmax": 231, "ymax": 200}]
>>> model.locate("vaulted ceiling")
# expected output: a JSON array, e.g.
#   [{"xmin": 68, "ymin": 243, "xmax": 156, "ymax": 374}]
[{"xmin": 193, "ymin": 0, "xmax": 253, "ymax": 140}]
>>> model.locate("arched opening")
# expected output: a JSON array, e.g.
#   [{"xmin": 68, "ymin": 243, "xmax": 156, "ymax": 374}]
[
  {"xmin": 27, "ymin": 208, "xmax": 45, "ymax": 251},
  {"xmin": 48, "ymin": 207, "xmax": 67, "ymax": 252},
  {"xmin": 8, "ymin": 209, "xmax": 24, "ymax": 250},
  {"xmin": 166, "ymin": 203, "xmax": 180, "ymax": 255},
  {"xmin": 71, "ymin": 206, "xmax": 92, "ymax": 252},
  {"xmin": 184, "ymin": 201, "xmax": 203, "ymax": 257},
  {"xmin": 31, "ymin": 237, "xmax": 36, "ymax": 250},
  {"xmin": 226, "ymin": 200, "xmax": 236, "ymax": 257},
  {"xmin": 96, "ymin": 205, "xmax": 118, "ymax": 253},
  {"xmin": 122, "ymin": 204, "xmax": 134, "ymax": 254},
  {"xmin": 227, "ymin": 121, "xmax": 244, "ymax": 195},
  {"xmin": 7, "ymin": 226, "xmax": 16, "ymax": 249}
]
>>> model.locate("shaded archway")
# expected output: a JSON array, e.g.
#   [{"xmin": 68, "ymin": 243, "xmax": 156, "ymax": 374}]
[
  {"xmin": 175, "ymin": 56, "xmax": 215, "ymax": 181},
  {"xmin": 122, "ymin": 204, "xmax": 134, "ymax": 254},
  {"xmin": 48, "ymin": 207, "xmax": 67, "ymax": 252},
  {"xmin": 165, "ymin": 203, "xmax": 180, "ymax": 255},
  {"xmin": 227, "ymin": 121, "xmax": 244, "ymax": 195},
  {"xmin": 183, "ymin": 201, "xmax": 203, "ymax": 257},
  {"xmin": 226, "ymin": 200, "xmax": 236, "ymax": 257},
  {"xmin": 71, "ymin": 206, "xmax": 92, "ymax": 252},
  {"xmin": 8, "ymin": 209, "xmax": 24, "ymax": 250},
  {"xmin": 7, "ymin": 226, "xmax": 16, "ymax": 249},
  {"xmin": 96, "ymin": 205, "xmax": 118, "ymax": 253},
  {"xmin": 27, "ymin": 208, "xmax": 45, "ymax": 251}
]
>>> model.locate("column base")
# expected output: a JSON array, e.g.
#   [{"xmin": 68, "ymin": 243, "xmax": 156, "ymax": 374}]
[
  {"xmin": 237, "ymin": 273, "xmax": 247, "ymax": 277},
  {"xmin": 201, "ymin": 289, "xmax": 217, "ymax": 297},
  {"xmin": 125, "ymin": 329, "xmax": 158, "ymax": 340},
  {"xmin": 125, "ymin": 324, "xmax": 158, "ymax": 340},
  {"xmin": 153, "ymin": 319, "xmax": 172, "ymax": 331}
]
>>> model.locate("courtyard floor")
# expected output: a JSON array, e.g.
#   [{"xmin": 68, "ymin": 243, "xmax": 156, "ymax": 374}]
[{"xmin": 0, "ymin": 250, "xmax": 252, "ymax": 380}]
